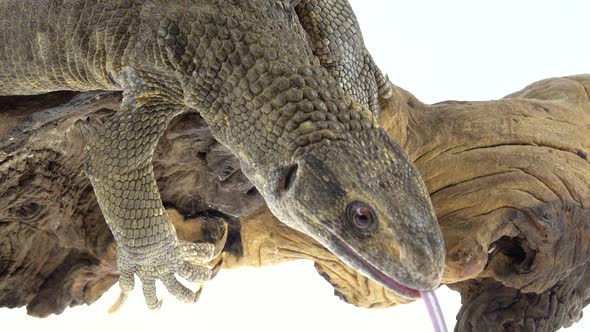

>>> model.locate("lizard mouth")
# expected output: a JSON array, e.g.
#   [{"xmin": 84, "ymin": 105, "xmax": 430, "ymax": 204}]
[{"xmin": 329, "ymin": 234, "xmax": 421, "ymax": 300}]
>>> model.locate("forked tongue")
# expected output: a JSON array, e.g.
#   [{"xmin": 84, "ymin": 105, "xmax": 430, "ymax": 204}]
[{"xmin": 420, "ymin": 290, "xmax": 448, "ymax": 332}]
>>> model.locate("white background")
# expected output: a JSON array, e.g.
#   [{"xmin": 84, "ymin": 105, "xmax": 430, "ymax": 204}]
[{"xmin": 2, "ymin": 1, "xmax": 590, "ymax": 331}]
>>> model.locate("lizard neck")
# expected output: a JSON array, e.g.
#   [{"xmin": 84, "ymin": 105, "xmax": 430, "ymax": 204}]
[{"xmin": 156, "ymin": 3, "xmax": 378, "ymax": 177}]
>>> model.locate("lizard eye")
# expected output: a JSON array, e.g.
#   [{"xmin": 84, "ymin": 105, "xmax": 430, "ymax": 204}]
[
  {"xmin": 346, "ymin": 201, "xmax": 378, "ymax": 235},
  {"xmin": 278, "ymin": 164, "xmax": 298, "ymax": 194}
]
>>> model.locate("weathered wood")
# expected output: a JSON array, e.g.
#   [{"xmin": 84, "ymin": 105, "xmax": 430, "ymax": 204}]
[{"xmin": 1, "ymin": 75, "xmax": 589, "ymax": 331}]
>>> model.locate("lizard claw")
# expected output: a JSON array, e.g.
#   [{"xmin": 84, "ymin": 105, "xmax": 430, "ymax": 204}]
[
  {"xmin": 213, "ymin": 222, "xmax": 229, "ymax": 258},
  {"xmin": 366, "ymin": 54, "xmax": 394, "ymax": 101},
  {"xmin": 108, "ymin": 269, "xmax": 135, "ymax": 314},
  {"xmin": 150, "ymin": 298, "xmax": 164, "ymax": 311},
  {"xmin": 210, "ymin": 255, "xmax": 224, "ymax": 279},
  {"xmin": 162, "ymin": 274, "xmax": 202, "ymax": 304},
  {"xmin": 379, "ymin": 74, "xmax": 395, "ymax": 100},
  {"xmin": 193, "ymin": 286, "xmax": 204, "ymax": 303},
  {"xmin": 108, "ymin": 224, "xmax": 228, "ymax": 313},
  {"xmin": 178, "ymin": 222, "xmax": 228, "ymax": 263},
  {"xmin": 110, "ymin": 224, "xmax": 227, "ymax": 311},
  {"xmin": 108, "ymin": 292, "xmax": 129, "ymax": 314}
]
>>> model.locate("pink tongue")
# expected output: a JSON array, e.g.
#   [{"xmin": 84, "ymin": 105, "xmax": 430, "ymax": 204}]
[{"xmin": 420, "ymin": 290, "xmax": 448, "ymax": 332}]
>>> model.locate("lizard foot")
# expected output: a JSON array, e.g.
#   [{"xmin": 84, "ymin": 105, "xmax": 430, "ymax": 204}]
[
  {"xmin": 108, "ymin": 224, "xmax": 228, "ymax": 313},
  {"xmin": 367, "ymin": 54, "xmax": 394, "ymax": 100}
]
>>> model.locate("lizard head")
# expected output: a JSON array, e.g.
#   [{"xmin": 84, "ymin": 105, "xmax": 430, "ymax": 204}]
[{"xmin": 260, "ymin": 128, "xmax": 445, "ymax": 299}]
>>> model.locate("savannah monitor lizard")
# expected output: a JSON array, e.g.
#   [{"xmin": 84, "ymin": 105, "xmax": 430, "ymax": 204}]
[{"xmin": 0, "ymin": 0, "xmax": 445, "ymax": 310}]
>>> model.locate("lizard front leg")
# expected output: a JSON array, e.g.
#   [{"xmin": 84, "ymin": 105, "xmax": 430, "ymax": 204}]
[
  {"xmin": 82, "ymin": 94, "xmax": 227, "ymax": 311},
  {"xmin": 295, "ymin": 0, "xmax": 393, "ymax": 116}
]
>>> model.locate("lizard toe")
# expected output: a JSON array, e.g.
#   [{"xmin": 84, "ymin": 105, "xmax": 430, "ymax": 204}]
[
  {"xmin": 178, "ymin": 222, "xmax": 228, "ymax": 263},
  {"xmin": 178, "ymin": 261, "xmax": 214, "ymax": 283},
  {"xmin": 162, "ymin": 274, "xmax": 201, "ymax": 304},
  {"xmin": 108, "ymin": 268, "xmax": 135, "ymax": 313},
  {"xmin": 139, "ymin": 275, "xmax": 162, "ymax": 310}
]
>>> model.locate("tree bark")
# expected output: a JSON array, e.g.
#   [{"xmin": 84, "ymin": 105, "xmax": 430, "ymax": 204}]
[{"xmin": 1, "ymin": 75, "xmax": 589, "ymax": 331}]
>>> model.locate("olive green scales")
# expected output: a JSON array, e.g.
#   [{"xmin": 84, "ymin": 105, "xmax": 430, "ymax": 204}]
[{"xmin": 0, "ymin": 0, "xmax": 444, "ymax": 309}]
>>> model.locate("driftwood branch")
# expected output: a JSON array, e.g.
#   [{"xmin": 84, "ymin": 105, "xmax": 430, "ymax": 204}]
[{"xmin": 0, "ymin": 75, "xmax": 589, "ymax": 331}]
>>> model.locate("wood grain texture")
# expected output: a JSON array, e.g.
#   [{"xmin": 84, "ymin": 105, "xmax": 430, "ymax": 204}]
[{"xmin": 1, "ymin": 75, "xmax": 589, "ymax": 331}]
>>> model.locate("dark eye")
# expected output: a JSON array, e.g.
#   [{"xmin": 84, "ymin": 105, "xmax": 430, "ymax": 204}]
[
  {"xmin": 346, "ymin": 201, "xmax": 378, "ymax": 235},
  {"xmin": 278, "ymin": 164, "xmax": 298, "ymax": 194}
]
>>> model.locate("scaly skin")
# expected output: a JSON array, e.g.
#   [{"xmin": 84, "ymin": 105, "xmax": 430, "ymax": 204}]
[
  {"xmin": 295, "ymin": 0, "xmax": 394, "ymax": 115},
  {"xmin": 0, "ymin": 0, "xmax": 445, "ymax": 308}
]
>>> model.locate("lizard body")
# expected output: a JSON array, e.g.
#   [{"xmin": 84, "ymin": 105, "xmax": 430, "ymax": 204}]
[{"xmin": 0, "ymin": 0, "xmax": 444, "ymax": 308}]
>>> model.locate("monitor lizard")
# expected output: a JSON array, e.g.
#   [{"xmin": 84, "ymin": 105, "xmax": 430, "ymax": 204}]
[{"xmin": 0, "ymin": 0, "xmax": 445, "ymax": 311}]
